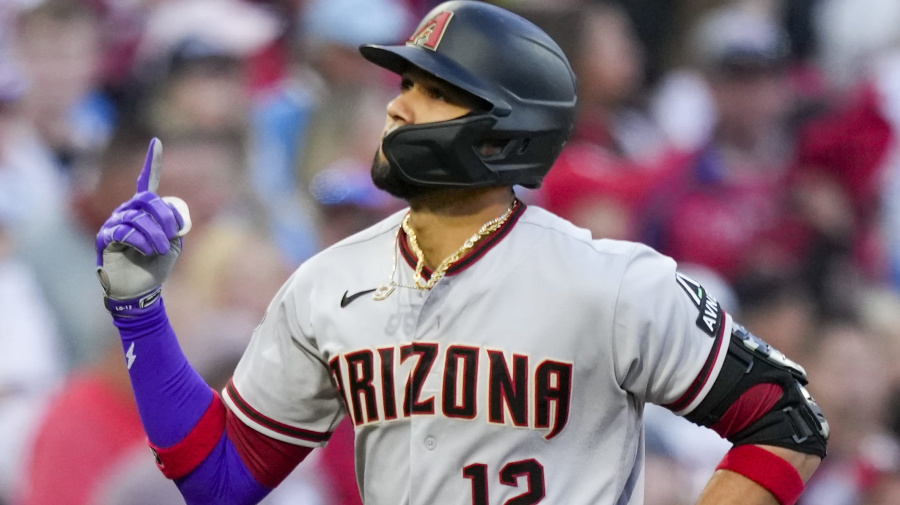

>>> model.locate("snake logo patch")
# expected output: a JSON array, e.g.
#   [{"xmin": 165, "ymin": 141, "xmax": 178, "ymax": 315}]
[{"xmin": 406, "ymin": 11, "xmax": 454, "ymax": 51}]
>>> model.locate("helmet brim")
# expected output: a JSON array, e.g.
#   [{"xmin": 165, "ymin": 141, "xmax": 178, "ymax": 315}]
[{"xmin": 359, "ymin": 43, "xmax": 510, "ymax": 115}]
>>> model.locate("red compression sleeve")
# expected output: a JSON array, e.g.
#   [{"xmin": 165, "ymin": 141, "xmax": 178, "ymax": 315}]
[{"xmin": 716, "ymin": 445, "xmax": 804, "ymax": 505}]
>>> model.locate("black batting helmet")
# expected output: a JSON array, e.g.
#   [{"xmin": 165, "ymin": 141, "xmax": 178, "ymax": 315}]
[{"xmin": 360, "ymin": 0, "xmax": 577, "ymax": 189}]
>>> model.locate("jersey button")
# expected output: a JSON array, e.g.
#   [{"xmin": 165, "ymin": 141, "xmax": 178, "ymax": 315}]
[{"xmin": 424, "ymin": 436, "xmax": 437, "ymax": 450}]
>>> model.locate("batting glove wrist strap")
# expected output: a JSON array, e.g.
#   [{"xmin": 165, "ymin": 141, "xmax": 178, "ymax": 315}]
[{"xmin": 104, "ymin": 287, "xmax": 163, "ymax": 319}]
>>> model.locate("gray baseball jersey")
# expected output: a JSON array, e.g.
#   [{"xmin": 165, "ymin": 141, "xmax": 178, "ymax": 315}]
[{"xmin": 223, "ymin": 203, "xmax": 732, "ymax": 505}]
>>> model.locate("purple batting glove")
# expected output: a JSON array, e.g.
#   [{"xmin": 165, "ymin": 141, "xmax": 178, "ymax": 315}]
[{"xmin": 96, "ymin": 138, "xmax": 191, "ymax": 313}]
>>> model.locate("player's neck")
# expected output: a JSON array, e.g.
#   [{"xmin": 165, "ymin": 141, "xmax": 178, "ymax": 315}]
[{"xmin": 406, "ymin": 186, "xmax": 516, "ymax": 270}]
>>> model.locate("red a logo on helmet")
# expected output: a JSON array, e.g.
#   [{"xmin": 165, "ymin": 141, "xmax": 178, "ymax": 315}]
[{"xmin": 406, "ymin": 11, "xmax": 454, "ymax": 51}]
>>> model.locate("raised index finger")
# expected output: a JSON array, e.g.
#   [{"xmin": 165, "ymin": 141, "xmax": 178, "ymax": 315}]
[{"xmin": 136, "ymin": 138, "xmax": 163, "ymax": 194}]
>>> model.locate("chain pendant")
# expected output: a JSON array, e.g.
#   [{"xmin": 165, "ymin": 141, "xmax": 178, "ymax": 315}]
[{"xmin": 373, "ymin": 284, "xmax": 395, "ymax": 301}]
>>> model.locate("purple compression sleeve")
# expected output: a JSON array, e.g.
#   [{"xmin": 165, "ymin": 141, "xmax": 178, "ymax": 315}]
[
  {"xmin": 112, "ymin": 298, "xmax": 213, "ymax": 446},
  {"xmin": 111, "ymin": 298, "xmax": 270, "ymax": 504}
]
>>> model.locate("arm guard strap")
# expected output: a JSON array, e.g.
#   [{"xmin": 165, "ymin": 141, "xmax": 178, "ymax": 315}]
[{"xmin": 684, "ymin": 324, "xmax": 829, "ymax": 458}]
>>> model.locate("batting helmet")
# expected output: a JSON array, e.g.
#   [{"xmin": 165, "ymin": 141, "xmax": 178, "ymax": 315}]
[{"xmin": 360, "ymin": 0, "xmax": 577, "ymax": 189}]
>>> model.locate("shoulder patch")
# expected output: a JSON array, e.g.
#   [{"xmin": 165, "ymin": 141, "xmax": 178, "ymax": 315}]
[{"xmin": 675, "ymin": 272, "xmax": 723, "ymax": 337}]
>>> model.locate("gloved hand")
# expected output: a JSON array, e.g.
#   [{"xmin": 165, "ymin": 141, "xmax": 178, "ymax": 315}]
[{"xmin": 96, "ymin": 138, "xmax": 192, "ymax": 316}]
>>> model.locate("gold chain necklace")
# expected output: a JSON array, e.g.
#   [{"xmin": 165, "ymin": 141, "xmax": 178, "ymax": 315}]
[{"xmin": 374, "ymin": 200, "xmax": 518, "ymax": 301}]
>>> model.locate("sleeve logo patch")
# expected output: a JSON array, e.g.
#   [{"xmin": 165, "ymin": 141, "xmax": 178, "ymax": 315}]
[{"xmin": 675, "ymin": 272, "xmax": 723, "ymax": 337}]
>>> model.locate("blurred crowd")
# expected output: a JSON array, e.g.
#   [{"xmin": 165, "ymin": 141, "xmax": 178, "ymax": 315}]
[{"xmin": 0, "ymin": 0, "xmax": 899, "ymax": 504}]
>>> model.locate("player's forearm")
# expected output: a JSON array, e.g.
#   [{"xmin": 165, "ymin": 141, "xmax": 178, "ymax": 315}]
[
  {"xmin": 696, "ymin": 445, "xmax": 821, "ymax": 505},
  {"xmin": 111, "ymin": 298, "xmax": 214, "ymax": 446},
  {"xmin": 112, "ymin": 299, "xmax": 273, "ymax": 504}
]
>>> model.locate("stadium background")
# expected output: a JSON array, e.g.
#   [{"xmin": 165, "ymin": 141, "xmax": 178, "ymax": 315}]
[{"xmin": 0, "ymin": 0, "xmax": 898, "ymax": 503}]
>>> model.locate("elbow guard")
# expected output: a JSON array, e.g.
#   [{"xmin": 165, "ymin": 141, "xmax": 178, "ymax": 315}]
[{"xmin": 684, "ymin": 324, "xmax": 830, "ymax": 458}]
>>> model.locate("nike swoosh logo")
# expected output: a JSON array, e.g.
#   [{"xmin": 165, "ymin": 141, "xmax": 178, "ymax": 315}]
[
  {"xmin": 139, "ymin": 289, "xmax": 162, "ymax": 309},
  {"xmin": 340, "ymin": 289, "xmax": 377, "ymax": 308}
]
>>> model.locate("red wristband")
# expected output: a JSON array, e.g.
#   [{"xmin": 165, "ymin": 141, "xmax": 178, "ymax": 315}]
[
  {"xmin": 149, "ymin": 390, "xmax": 227, "ymax": 479},
  {"xmin": 716, "ymin": 445, "xmax": 804, "ymax": 505}
]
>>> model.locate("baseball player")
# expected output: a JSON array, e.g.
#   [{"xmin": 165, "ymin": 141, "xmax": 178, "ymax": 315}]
[{"xmin": 95, "ymin": 2, "xmax": 828, "ymax": 504}]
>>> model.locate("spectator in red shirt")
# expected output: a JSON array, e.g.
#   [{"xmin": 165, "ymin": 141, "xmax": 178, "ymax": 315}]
[{"xmin": 645, "ymin": 4, "xmax": 807, "ymax": 283}]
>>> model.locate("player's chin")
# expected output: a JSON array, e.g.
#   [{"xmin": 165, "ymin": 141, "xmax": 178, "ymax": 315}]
[
  {"xmin": 370, "ymin": 149, "xmax": 391, "ymax": 188},
  {"xmin": 370, "ymin": 150, "xmax": 434, "ymax": 201}
]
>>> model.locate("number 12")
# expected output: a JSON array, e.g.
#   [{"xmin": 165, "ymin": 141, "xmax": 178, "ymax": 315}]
[{"xmin": 462, "ymin": 459, "xmax": 545, "ymax": 504}]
